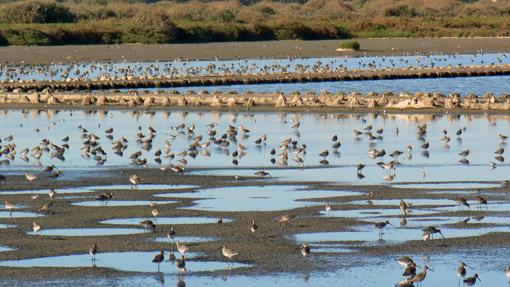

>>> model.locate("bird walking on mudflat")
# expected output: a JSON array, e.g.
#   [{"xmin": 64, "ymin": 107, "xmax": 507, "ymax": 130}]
[
  {"xmin": 222, "ymin": 245, "xmax": 238, "ymax": 269},
  {"xmin": 89, "ymin": 243, "xmax": 98, "ymax": 261}
]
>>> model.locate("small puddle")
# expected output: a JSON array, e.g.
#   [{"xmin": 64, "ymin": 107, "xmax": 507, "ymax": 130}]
[
  {"xmin": 101, "ymin": 217, "xmax": 231, "ymax": 226},
  {"xmin": 0, "ymin": 211, "xmax": 44, "ymax": 218},
  {"xmin": 154, "ymin": 236, "xmax": 218, "ymax": 244},
  {"xmin": 291, "ymin": 225, "xmax": 510, "ymax": 245},
  {"xmin": 28, "ymin": 228, "xmax": 146, "ymax": 236},
  {"xmin": 71, "ymin": 200, "xmax": 178, "ymax": 207},
  {"xmin": 349, "ymin": 199, "xmax": 455, "ymax": 207},
  {"xmin": 157, "ymin": 185, "xmax": 362, "ymax": 212},
  {"xmin": 0, "ymin": 246, "xmax": 15, "ymax": 252},
  {"xmin": 0, "ymin": 251, "xmax": 249, "ymax": 273},
  {"xmin": 392, "ymin": 182, "xmax": 501, "ymax": 189},
  {"xmin": 0, "ymin": 184, "xmax": 197, "ymax": 195}
]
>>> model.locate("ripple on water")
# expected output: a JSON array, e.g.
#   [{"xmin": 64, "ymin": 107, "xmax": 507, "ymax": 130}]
[
  {"xmin": 0, "ymin": 184, "xmax": 197, "ymax": 195},
  {"xmin": 157, "ymin": 185, "xmax": 362, "ymax": 212},
  {"xmin": 27, "ymin": 228, "xmax": 146, "ymax": 236},
  {"xmin": 101, "ymin": 217, "xmax": 231, "ymax": 226},
  {"xmin": 71, "ymin": 200, "xmax": 178, "ymax": 207}
]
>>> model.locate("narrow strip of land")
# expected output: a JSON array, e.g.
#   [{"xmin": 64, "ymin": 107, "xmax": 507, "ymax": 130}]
[
  {"xmin": 2, "ymin": 64, "xmax": 509, "ymax": 92},
  {"xmin": 1, "ymin": 38, "xmax": 510, "ymax": 65}
]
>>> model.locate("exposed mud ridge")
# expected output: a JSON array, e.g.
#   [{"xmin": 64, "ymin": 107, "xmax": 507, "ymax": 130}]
[
  {"xmin": 1, "ymin": 64, "xmax": 510, "ymax": 92},
  {"xmin": 2, "ymin": 89, "xmax": 510, "ymax": 111}
]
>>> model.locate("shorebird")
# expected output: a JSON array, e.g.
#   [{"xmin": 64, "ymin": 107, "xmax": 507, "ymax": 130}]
[
  {"xmin": 129, "ymin": 174, "xmax": 140, "ymax": 191},
  {"xmin": 400, "ymin": 200, "xmax": 411, "ymax": 216},
  {"xmin": 456, "ymin": 261, "xmax": 471, "ymax": 281},
  {"xmin": 505, "ymin": 266, "xmax": 510, "ymax": 281},
  {"xmin": 89, "ymin": 243, "xmax": 98, "ymax": 261},
  {"xmin": 408, "ymin": 265, "xmax": 432, "ymax": 286},
  {"xmin": 25, "ymin": 173, "xmax": 37, "ymax": 181},
  {"xmin": 278, "ymin": 214, "xmax": 294, "ymax": 227},
  {"xmin": 167, "ymin": 227, "xmax": 176, "ymax": 240},
  {"xmin": 32, "ymin": 222, "xmax": 41, "ymax": 236},
  {"xmin": 48, "ymin": 189, "xmax": 56, "ymax": 200},
  {"xmin": 221, "ymin": 245, "xmax": 238, "ymax": 269},
  {"xmin": 357, "ymin": 163, "xmax": 365, "ymax": 174},
  {"xmin": 300, "ymin": 243, "xmax": 310, "ymax": 257},
  {"xmin": 455, "ymin": 197, "xmax": 470, "ymax": 210},
  {"xmin": 140, "ymin": 220, "xmax": 156, "ymax": 232},
  {"xmin": 250, "ymin": 220, "xmax": 258, "ymax": 233},
  {"xmin": 152, "ymin": 249, "xmax": 165, "ymax": 271},
  {"xmin": 374, "ymin": 221, "xmax": 392, "ymax": 238},
  {"xmin": 422, "ymin": 226, "xmax": 445, "ymax": 239},
  {"xmin": 474, "ymin": 195, "xmax": 487, "ymax": 209},
  {"xmin": 319, "ymin": 149, "xmax": 329, "ymax": 159},
  {"xmin": 254, "ymin": 170, "xmax": 270, "ymax": 177},
  {"xmin": 324, "ymin": 203, "xmax": 332, "ymax": 215},
  {"xmin": 176, "ymin": 241, "xmax": 189, "ymax": 257},
  {"xmin": 151, "ymin": 208, "xmax": 160, "ymax": 218},
  {"xmin": 176, "ymin": 255, "xmax": 186, "ymax": 272},
  {"xmin": 396, "ymin": 256, "xmax": 414, "ymax": 268},
  {"xmin": 463, "ymin": 274, "xmax": 481, "ymax": 286},
  {"xmin": 38, "ymin": 202, "xmax": 53, "ymax": 214},
  {"xmin": 4, "ymin": 201, "xmax": 15, "ymax": 216},
  {"xmin": 402, "ymin": 262, "xmax": 417, "ymax": 279},
  {"xmin": 458, "ymin": 149, "xmax": 470, "ymax": 157}
]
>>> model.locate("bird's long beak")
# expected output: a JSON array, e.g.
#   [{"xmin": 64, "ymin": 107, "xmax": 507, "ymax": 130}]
[
  {"xmin": 439, "ymin": 231, "xmax": 445, "ymax": 239},
  {"xmin": 428, "ymin": 268, "xmax": 434, "ymax": 271},
  {"xmin": 477, "ymin": 277, "xmax": 481, "ymax": 282}
]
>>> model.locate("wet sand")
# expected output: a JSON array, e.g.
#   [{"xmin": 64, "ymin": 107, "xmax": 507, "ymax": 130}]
[
  {"xmin": 1, "ymin": 38, "xmax": 510, "ymax": 65},
  {"xmin": 0, "ymin": 167, "xmax": 509, "ymax": 281}
]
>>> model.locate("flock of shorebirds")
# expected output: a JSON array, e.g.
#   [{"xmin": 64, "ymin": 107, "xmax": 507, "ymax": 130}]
[
  {"xmin": 0, "ymin": 53, "xmax": 507, "ymax": 82},
  {"xmin": 1, "ymin": 111, "xmax": 510, "ymax": 284}
]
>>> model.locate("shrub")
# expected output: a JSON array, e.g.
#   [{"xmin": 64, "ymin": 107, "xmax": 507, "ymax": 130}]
[
  {"xmin": 125, "ymin": 9, "xmax": 179, "ymax": 43},
  {"xmin": 384, "ymin": 5, "xmax": 418, "ymax": 18},
  {"xmin": 0, "ymin": 1, "xmax": 75, "ymax": 24},
  {"xmin": 340, "ymin": 40, "xmax": 360, "ymax": 51}
]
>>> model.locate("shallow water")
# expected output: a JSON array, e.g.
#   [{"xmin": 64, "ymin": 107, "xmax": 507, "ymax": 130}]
[
  {"xmin": 0, "ymin": 211, "xmax": 43, "ymax": 218},
  {"xmin": 291, "ymin": 225, "xmax": 510, "ymax": 245},
  {"xmin": 3, "ymin": 53, "xmax": 508, "ymax": 81},
  {"xmin": 71, "ymin": 200, "xmax": 177, "ymax": 207},
  {"xmin": 145, "ymin": 75, "xmax": 510, "ymax": 96},
  {"xmin": 0, "ymin": 251, "xmax": 249, "ymax": 273},
  {"xmin": 27, "ymin": 228, "xmax": 146, "ymax": 236},
  {"xmin": 154, "ymin": 236, "xmax": 218, "ymax": 244},
  {"xmin": 392, "ymin": 182, "xmax": 501, "ymax": 189},
  {"xmin": 101, "ymin": 217, "xmax": 230, "ymax": 226},
  {"xmin": 0, "ymin": 184, "xmax": 196, "ymax": 195},
  {"xmin": 156, "ymin": 185, "xmax": 361, "ymax": 212},
  {"xmin": 3, "ymin": 109, "xmax": 510, "ymax": 185},
  {"xmin": 9, "ymin": 248, "xmax": 509, "ymax": 287}
]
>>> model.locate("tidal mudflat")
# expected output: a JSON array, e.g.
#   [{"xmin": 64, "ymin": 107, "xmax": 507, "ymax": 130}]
[{"xmin": 1, "ymin": 49, "xmax": 510, "ymax": 286}]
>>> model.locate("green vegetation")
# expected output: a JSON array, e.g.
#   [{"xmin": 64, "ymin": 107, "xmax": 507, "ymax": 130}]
[
  {"xmin": 0, "ymin": 0, "xmax": 509, "ymax": 46},
  {"xmin": 340, "ymin": 40, "xmax": 360, "ymax": 51}
]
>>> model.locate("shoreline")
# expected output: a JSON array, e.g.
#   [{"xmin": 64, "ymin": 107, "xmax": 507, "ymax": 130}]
[{"xmin": 1, "ymin": 38, "xmax": 510, "ymax": 65}]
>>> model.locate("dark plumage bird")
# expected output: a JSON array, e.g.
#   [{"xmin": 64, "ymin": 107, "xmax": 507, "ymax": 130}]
[
  {"xmin": 463, "ymin": 274, "xmax": 481, "ymax": 286},
  {"xmin": 176, "ymin": 255, "xmax": 186, "ymax": 272},
  {"xmin": 152, "ymin": 249, "xmax": 165, "ymax": 271},
  {"xmin": 89, "ymin": 243, "xmax": 98, "ymax": 260}
]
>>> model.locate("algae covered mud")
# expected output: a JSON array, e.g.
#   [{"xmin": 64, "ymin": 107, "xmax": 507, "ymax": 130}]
[{"xmin": 1, "ymin": 47, "xmax": 510, "ymax": 287}]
